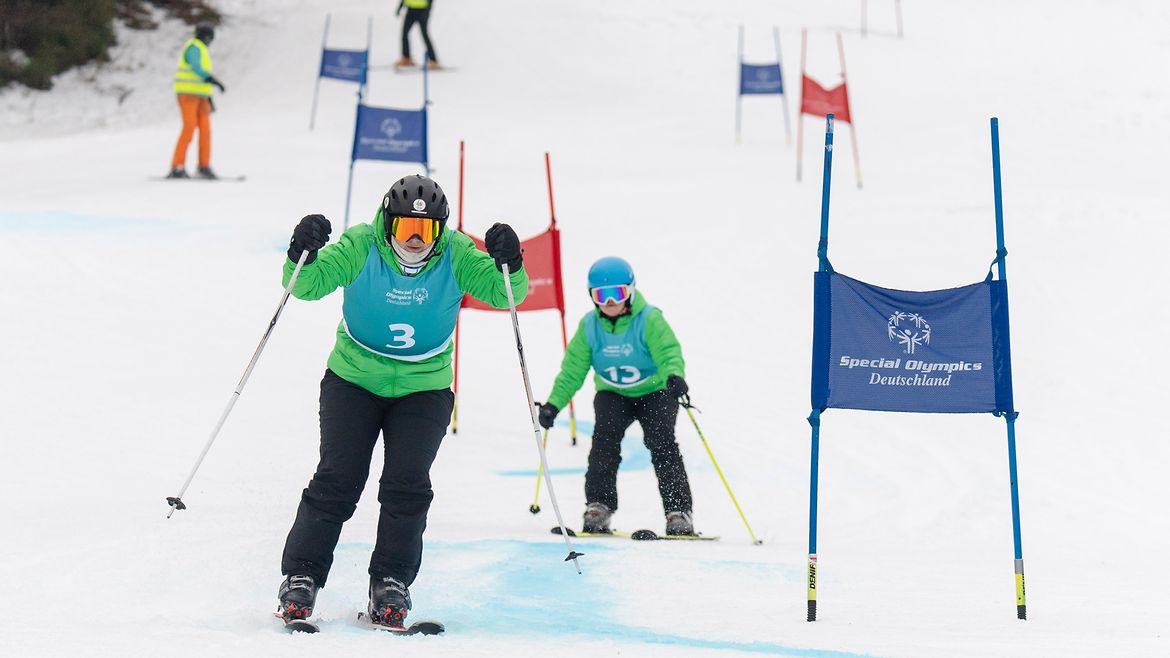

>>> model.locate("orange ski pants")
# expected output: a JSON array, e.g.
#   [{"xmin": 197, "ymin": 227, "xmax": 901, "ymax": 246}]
[{"xmin": 171, "ymin": 94, "xmax": 211, "ymax": 169}]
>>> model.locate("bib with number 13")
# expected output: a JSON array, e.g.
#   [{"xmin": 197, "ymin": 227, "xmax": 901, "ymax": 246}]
[{"xmin": 586, "ymin": 306, "xmax": 658, "ymax": 387}]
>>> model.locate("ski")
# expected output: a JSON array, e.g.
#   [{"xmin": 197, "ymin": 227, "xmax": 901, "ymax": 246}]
[
  {"xmin": 393, "ymin": 65, "xmax": 458, "ymax": 74},
  {"xmin": 356, "ymin": 613, "xmax": 445, "ymax": 636},
  {"xmin": 274, "ymin": 612, "xmax": 319, "ymax": 634},
  {"xmin": 551, "ymin": 527, "xmax": 719, "ymax": 541},
  {"xmin": 551, "ymin": 527, "xmax": 630, "ymax": 538},
  {"xmin": 150, "ymin": 175, "xmax": 247, "ymax": 182},
  {"xmin": 283, "ymin": 619, "xmax": 320, "ymax": 634},
  {"xmin": 630, "ymin": 529, "xmax": 719, "ymax": 541}
]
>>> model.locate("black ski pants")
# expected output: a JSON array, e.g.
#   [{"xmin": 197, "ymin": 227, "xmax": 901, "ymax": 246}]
[
  {"xmin": 401, "ymin": 8, "xmax": 438, "ymax": 63},
  {"xmin": 281, "ymin": 370, "xmax": 452, "ymax": 588},
  {"xmin": 585, "ymin": 389, "xmax": 693, "ymax": 515}
]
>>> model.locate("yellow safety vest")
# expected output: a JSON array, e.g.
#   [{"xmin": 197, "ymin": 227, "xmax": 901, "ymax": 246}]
[
  {"xmin": 174, "ymin": 38, "xmax": 213, "ymax": 97},
  {"xmin": 404, "ymin": 0, "xmax": 430, "ymax": 8}
]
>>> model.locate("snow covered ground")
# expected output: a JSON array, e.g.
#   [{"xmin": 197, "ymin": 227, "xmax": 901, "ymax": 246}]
[{"xmin": 2, "ymin": 0, "xmax": 1169, "ymax": 656}]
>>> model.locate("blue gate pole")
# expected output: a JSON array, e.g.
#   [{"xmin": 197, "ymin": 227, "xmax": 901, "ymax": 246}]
[
  {"xmin": 423, "ymin": 107, "xmax": 430, "ymax": 176},
  {"xmin": 344, "ymin": 87, "xmax": 364, "ymax": 230},
  {"xmin": 310, "ymin": 14, "xmax": 330, "ymax": 130},
  {"xmin": 818, "ymin": 114, "xmax": 835, "ymax": 273},
  {"xmin": 774, "ymin": 26, "xmax": 791, "ymax": 145},
  {"xmin": 807, "ymin": 409, "xmax": 822, "ymax": 621},
  {"xmin": 991, "ymin": 116, "xmax": 1026, "ymax": 620},
  {"xmin": 806, "ymin": 113, "xmax": 836, "ymax": 623},
  {"xmin": 343, "ymin": 160, "xmax": 357, "ymax": 230},
  {"xmin": 991, "ymin": 117, "xmax": 1008, "ymax": 280},
  {"xmin": 423, "ymin": 53, "xmax": 431, "ymax": 176},
  {"xmin": 1005, "ymin": 412, "xmax": 1025, "ymax": 619},
  {"xmin": 736, "ymin": 25, "xmax": 743, "ymax": 144}
]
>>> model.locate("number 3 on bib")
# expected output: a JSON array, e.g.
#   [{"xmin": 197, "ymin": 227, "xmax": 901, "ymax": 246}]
[
  {"xmin": 603, "ymin": 365, "xmax": 643, "ymax": 385},
  {"xmin": 385, "ymin": 323, "xmax": 417, "ymax": 349}
]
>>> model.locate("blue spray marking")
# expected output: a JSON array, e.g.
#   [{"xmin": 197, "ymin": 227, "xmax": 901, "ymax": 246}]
[
  {"xmin": 334, "ymin": 539, "xmax": 877, "ymax": 657},
  {"xmin": 0, "ymin": 210, "xmax": 173, "ymax": 233},
  {"xmin": 0, "ymin": 211, "xmax": 289, "ymax": 253},
  {"xmin": 497, "ymin": 417, "xmax": 651, "ymax": 476}
]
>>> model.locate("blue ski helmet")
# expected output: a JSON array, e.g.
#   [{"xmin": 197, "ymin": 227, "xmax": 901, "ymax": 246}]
[{"xmin": 587, "ymin": 257, "xmax": 635, "ymax": 289}]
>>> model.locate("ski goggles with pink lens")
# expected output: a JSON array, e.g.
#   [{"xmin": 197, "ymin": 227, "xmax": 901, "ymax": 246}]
[{"xmin": 590, "ymin": 284, "xmax": 633, "ymax": 305}]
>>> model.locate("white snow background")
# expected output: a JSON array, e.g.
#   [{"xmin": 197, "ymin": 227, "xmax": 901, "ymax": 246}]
[{"xmin": 1, "ymin": 0, "xmax": 1168, "ymax": 656}]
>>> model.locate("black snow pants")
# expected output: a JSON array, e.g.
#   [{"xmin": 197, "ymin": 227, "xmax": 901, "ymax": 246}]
[
  {"xmin": 281, "ymin": 369, "xmax": 452, "ymax": 588},
  {"xmin": 585, "ymin": 389, "xmax": 693, "ymax": 515},
  {"xmin": 401, "ymin": 8, "xmax": 438, "ymax": 64}
]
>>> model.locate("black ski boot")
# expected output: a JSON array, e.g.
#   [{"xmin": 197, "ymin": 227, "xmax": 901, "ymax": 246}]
[
  {"xmin": 583, "ymin": 502, "xmax": 613, "ymax": 534},
  {"xmin": 196, "ymin": 166, "xmax": 218, "ymax": 180},
  {"xmin": 368, "ymin": 575, "xmax": 412, "ymax": 628},
  {"xmin": 166, "ymin": 167, "xmax": 188, "ymax": 179},
  {"xmin": 277, "ymin": 574, "xmax": 318, "ymax": 621}
]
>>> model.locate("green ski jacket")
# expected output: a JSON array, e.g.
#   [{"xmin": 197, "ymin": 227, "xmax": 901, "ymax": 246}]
[
  {"xmin": 282, "ymin": 210, "xmax": 528, "ymax": 397},
  {"xmin": 546, "ymin": 292, "xmax": 685, "ymax": 409}
]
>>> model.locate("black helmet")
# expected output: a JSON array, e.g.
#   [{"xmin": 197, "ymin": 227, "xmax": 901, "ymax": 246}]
[
  {"xmin": 195, "ymin": 23, "xmax": 215, "ymax": 43},
  {"xmin": 383, "ymin": 174, "xmax": 450, "ymax": 222}
]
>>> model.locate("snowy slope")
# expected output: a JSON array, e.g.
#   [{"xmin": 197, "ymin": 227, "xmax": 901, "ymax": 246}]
[{"xmin": 2, "ymin": 0, "xmax": 1169, "ymax": 656}]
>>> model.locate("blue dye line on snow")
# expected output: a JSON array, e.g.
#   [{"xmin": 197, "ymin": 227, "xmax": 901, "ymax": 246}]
[
  {"xmin": 0, "ymin": 210, "xmax": 288, "ymax": 253},
  {"xmin": 334, "ymin": 539, "xmax": 878, "ymax": 658},
  {"xmin": 496, "ymin": 417, "xmax": 652, "ymax": 477},
  {"xmin": 0, "ymin": 210, "xmax": 170, "ymax": 232}
]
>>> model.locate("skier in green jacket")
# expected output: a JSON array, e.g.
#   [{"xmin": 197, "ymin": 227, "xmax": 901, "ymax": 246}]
[
  {"xmin": 537, "ymin": 257, "xmax": 695, "ymax": 537},
  {"xmin": 275, "ymin": 174, "xmax": 527, "ymax": 630}
]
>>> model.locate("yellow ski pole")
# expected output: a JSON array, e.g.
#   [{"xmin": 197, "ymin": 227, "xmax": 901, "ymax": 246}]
[
  {"xmin": 529, "ymin": 429, "xmax": 549, "ymax": 514},
  {"xmin": 681, "ymin": 395, "xmax": 762, "ymax": 545}
]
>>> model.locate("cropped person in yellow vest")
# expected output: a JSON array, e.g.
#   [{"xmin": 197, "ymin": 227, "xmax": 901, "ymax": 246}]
[
  {"xmin": 168, "ymin": 23, "xmax": 226, "ymax": 179},
  {"xmin": 396, "ymin": 0, "xmax": 441, "ymax": 70}
]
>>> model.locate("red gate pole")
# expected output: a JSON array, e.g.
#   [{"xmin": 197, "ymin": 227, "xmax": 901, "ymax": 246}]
[
  {"xmin": 452, "ymin": 140, "xmax": 466, "ymax": 433},
  {"xmin": 546, "ymin": 153, "xmax": 578, "ymax": 446},
  {"xmin": 836, "ymin": 33, "xmax": 862, "ymax": 189},
  {"xmin": 796, "ymin": 29, "xmax": 807, "ymax": 181}
]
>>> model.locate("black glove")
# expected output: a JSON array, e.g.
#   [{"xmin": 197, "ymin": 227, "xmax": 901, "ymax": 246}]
[
  {"xmin": 537, "ymin": 403, "xmax": 559, "ymax": 430},
  {"xmin": 288, "ymin": 214, "xmax": 331, "ymax": 264},
  {"xmin": 484, "ymin": 222, "xmax": 523, "ymax": 273},
  {"xmin": 665, "ymin": 375, "xmax": 689, "ymax": 400},
  {"xmin": 206, "ymin": 75, "xmax": 226, "ymax": 93}
]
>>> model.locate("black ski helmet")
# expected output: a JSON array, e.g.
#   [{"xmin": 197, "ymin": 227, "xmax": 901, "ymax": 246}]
[
  {"xmin": 195, "ymin": 23, "xmax": 215, "ymax": 44},
  {"xmin": 383, "ymin": 174, "xmax": 450, "ymax": 235}
]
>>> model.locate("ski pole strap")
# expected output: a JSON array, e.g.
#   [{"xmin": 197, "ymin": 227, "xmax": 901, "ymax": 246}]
[{"xmin": 678, "ymin": 394, "xmax": 700, "ymax": 412}]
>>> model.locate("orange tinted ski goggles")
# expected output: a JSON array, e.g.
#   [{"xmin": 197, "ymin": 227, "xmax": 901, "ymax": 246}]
[{"xmin": 389, "ymin": 216, "xmax": 441, "ymax": 244}]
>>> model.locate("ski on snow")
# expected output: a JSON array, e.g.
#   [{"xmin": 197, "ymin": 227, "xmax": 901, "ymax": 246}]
[
  {"xmin": 276, "ymin": 612, "xmax": 444, "ymax": 635},
  {"xmin": 551, "ymin": 527, "xmax": 719, "ymax": 541},
  {"xmin": 356, "ymin": 613, "xmax": 445, "ymax": 635},
  {"xmin": 282, "ymin": 618, "xmax": 320, "ymax": 634},
  {"xmin": 150, "ymin": 175, "xmax": 247, "ymax": 182}
]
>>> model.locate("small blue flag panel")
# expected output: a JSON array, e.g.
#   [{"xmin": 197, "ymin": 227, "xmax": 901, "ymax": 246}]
[
  {"xmin": 352, "ymin": 105, "xmax": 427, "ymax": 164},
  {"xmin": 740, "ymin": 63, "xmax": 784, "ymax": 95},
  {"xmin": 320, "ymin": 48, "xmax": 368, "ymax": 82}
]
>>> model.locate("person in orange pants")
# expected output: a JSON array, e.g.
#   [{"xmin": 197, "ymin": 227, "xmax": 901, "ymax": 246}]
[{"xmin": 169, "ymin": 24, "xmax": 225, "ymax": 179}]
